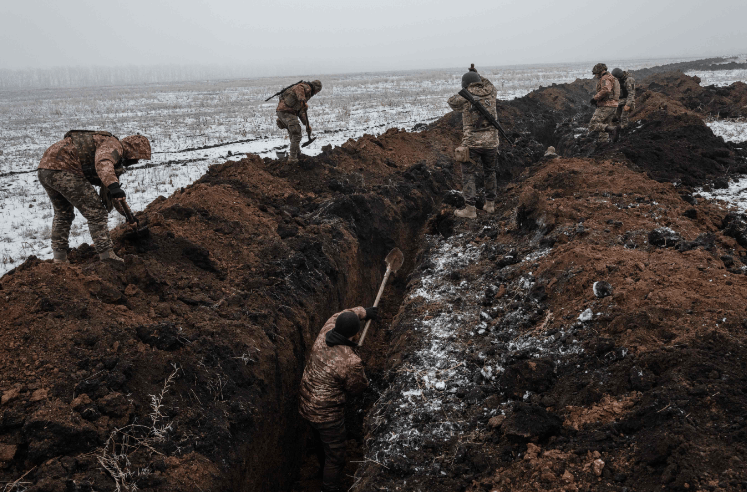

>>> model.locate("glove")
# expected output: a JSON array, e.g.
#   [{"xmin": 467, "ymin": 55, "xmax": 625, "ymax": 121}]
[
  {"xmin": 107, "ymin": 182, "xmax": 126, "ymax": 199},
  {"xmin": 624, "ymin": 105, "xmax": 631, "ymax": 112},
  {"xmin": 589, "ymin": 98, "xmax": 597, "ymax": 107},
  {"xmin": 365, "ymin": 306, "xmax": 379, "ymax": 321}
]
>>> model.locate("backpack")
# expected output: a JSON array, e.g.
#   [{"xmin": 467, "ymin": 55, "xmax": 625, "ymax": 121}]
[{"xmin": 64, "ymin": 130, "xmax": 124, "ymax": 186}]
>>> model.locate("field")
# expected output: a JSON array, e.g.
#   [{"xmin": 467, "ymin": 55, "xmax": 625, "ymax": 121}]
[{"xmin": 0, "ymin": 57, "xmax": 704, "ymax": 274}]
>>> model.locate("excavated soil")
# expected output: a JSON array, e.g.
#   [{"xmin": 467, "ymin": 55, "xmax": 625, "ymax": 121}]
[{"xmin": 3, "ymin": 60, "xmax": 747, "ymax": 492}]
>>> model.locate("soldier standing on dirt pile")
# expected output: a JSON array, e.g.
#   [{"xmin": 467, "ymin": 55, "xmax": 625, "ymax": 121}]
[
  {"xmin": 589, "ymin": 63, "xmax": 621, "ymax": 143},
  {"xmin": 37, "ymin": 131, "xmax": 151, "ymax": 264},
  {"xmin": 299, "ymin": 306, "xmax": 379, "ymax": 492},
  {"xmin": 275, "ymin": 80, "xmax": 323, "ymax": 164},
  {"xmin": 447, "ymin": 64, "xmax": 499, "ymax": 219},
  {"xmin": 612, "ymin": 68, "xmax": 636, "ymax": 130}
]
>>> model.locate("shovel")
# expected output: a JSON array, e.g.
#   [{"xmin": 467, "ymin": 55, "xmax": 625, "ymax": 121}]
[
  {"xmin": 357, "ymin": 247, "xmax": 405, "ymax": 347},
  {"xmin": 121, "ymin": 201, "xmax": 150, "ymax": 239}
]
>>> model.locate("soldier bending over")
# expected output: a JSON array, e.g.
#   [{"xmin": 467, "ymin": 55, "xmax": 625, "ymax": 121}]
[
  {"xmin": 299, "ymin": 306, "xmax": 378, "ymax": 492},
  {"xmin": 276, "ymin": 80, "xmax": 322, "ymax": 164},
  {"xmin": 37, "ymin": 131, "xmax": 151, "ymax": 263}
]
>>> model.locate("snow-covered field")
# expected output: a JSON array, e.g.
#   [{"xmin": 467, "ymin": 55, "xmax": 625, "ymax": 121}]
[{"xmin": 0, "ymin": 58, "xmax": 713, "ymax": 274}]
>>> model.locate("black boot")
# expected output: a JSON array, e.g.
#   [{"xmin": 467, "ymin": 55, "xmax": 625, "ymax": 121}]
[{"xmin": 606, "ymin": 125, "xmax": 620, "ymax": 143}]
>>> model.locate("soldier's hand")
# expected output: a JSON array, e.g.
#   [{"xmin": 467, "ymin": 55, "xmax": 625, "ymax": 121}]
[
  {"xmin": 624, "ymin": 105, "xmax": 631, "ymax": 112},
  {"xmin": 589, "ymin": 98, "xmax": 597, "ymax": 107},
  {"xmin": 107, "ymin": 182, "xmax": 126, "ymax": 199},
  {"xmin": 365, "ymin": 306, "xmax": 380, "ymax": 321}
]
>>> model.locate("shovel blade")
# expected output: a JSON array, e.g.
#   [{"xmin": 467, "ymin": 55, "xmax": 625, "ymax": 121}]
[
  {"xmin": 301, "ymin": 137, "xmax": 317, "ymax": 148},
  {"xmin": 385, "ymin": 247, "xmax": 404, "ymax": 273}
]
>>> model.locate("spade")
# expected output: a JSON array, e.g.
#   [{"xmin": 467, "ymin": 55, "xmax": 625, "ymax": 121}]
[{"xmin": 358, "ymin": 247, "xmax": 405, "ymax": 347}]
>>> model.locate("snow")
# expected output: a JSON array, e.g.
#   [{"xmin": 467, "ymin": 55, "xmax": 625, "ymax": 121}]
[
  {"xmin": 685, "ymin": 69, "xmax": 747, "ymax": 87},
  {"xmin": 706, "ymin": 119, "xmax": 747, "ymax": 143}
]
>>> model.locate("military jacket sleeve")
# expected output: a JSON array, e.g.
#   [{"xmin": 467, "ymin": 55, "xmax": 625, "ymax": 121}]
[
  {"xmin": 92, "ymin": 135, "xmax": 124, "ymax": 187},
  {"xmin": 342, "ymin": 358, "xmax": 368, "ymax": 395},
  {"xmin": 448, "ymin": 93, "xmax": 470, "ymax": 112}
]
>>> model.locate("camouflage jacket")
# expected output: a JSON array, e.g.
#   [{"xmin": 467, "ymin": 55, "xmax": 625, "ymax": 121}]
[
  {"xmin": 447, "ymin": 77, "xmax": 499, "ymax": 149},
  {"xmin": 618, "ymin": 73, "xmax": 636, "ymax": 108},
  {"xmin": 593, "ymin": 72, "xmax": 620, "ymax": 108},
  {"xmin": 299, "ymin": 307, "xmax": 369, "ymax": 423},
  {"xmin": 277, "ymin": 82, "xmax": 313, "ymax": 114},
  {"xmin": 38, "ymin": 133, "xmax": 122, "ymax": 187}
]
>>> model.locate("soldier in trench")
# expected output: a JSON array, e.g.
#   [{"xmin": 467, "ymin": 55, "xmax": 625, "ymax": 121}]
[
  {"xmin": 588, "ymin": 63, "xmax": 621, "ymax": 143},
  {"xmin": 299, "ymin": 305, "xmax": 379, "ymax": 492},
  {"xmin": 447, "ymin": 64, "xmax": 500, "ymax": 219},
  {"xmin": 37, "ymin": 130, "xmax": 151, "ymax": 263},
  {"xmin": 611, "ymin": 67, "xmax": 636, "ymax": 130},
  {"xmin": 276, "ymin": 80, "xmax": 323, "ymax": 164}
]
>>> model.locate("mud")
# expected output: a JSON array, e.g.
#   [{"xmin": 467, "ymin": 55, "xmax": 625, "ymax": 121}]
[{"xmin": 3, "ymin": 59, "xmax": 747, "ymax": 492}]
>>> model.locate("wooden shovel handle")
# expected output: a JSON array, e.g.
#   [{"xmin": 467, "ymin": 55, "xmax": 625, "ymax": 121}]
[{"xmin": 357, "ymin": 267, "xmax": 392, "ymax": 347}]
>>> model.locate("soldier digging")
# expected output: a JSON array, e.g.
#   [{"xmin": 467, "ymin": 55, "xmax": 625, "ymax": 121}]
[
  {"xmin": 612, "ymin": 67, "xmax": 636, "ymax": 130},
  {"xmin": 299, "ymin": 305, "xmax": 379, "ymax": 492},
  {"xmin": 448, "ymin": 64, "xmax": 500, "ymax": 219},
  {"xmin": 37, "ymin": 130, "xmax": 151, "ymax": 263},
  {"xmin": 275, "ymin": 80, "xmax": 323, "ymax": 163},
  {"xmin": 589, "ymin": 63, "xmax": 621, "ymax": 143}
]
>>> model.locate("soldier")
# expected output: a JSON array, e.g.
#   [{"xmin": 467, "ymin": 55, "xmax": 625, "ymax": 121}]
[
  {"xmin": 588, "ymin": 63, "xmax": 621, "ymax": 143},
  {"xmin": 299, "ymin": 305, "xmax": 379, "ymax": 492},
  {"xmin": 37, "ymin": 130, "xmax": 151, "ymax": 263},
  {"xmin": 447, "ymin": 64, "xmax": 499, "ymax": 219},
  {"xmin": 276, "ymin": 80, "xmax": 323, "ymax": 164},
  {"xmin": 612, "ymin": 68, "xmax": 636, "ymax": 129}
]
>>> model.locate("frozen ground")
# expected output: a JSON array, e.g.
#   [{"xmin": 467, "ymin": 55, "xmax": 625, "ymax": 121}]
[
  {"xmin": 0, "ymin": 58, "xmax": 710, "ymax": 274},
  {"xmin": 706, "ymin": 119, "xmax": 747, "ymax": 143}
]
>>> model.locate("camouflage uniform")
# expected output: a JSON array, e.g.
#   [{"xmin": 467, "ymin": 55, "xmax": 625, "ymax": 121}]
[
  {"xmin": 276, "ymin": 81, "xmax": 318, "ymax": 161},
  {"xmin": 37, "ymin": 132, "xmax": 151, "ymax": 255},
  {"xmin": 615, "ymin": 72, "xmax": 636, "ymax": 129},
  {"xmin": 589, "ymin": 72, "xmax": 620, "ymax": 142},
  {"xmin": 447, "ymin": 76, "xmax": 499, "ymax": 206},
  {"xmin": 299, "ymin": 307, "xmax": 368, "ymax": 492}
]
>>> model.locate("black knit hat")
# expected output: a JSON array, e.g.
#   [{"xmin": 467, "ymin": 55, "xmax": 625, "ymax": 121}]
[{"xmin": 334, "ymin": 311, "xmax": 361, "ymax": 338}]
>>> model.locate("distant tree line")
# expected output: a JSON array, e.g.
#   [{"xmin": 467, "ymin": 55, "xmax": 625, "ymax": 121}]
[{"xmin": 0, "ymin": 65, "xmax": 281, "ymax": 90}]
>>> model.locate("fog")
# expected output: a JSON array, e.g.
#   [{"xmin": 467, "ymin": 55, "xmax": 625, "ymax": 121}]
[{"xmin": 1, "ymin": 0, "xmax": 745, "ymax": 76}]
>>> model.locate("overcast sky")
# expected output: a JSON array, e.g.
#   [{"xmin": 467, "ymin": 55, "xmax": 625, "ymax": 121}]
[{"xmin": 1, "ymin": 0, "xmax": 745, "ymax": 75}]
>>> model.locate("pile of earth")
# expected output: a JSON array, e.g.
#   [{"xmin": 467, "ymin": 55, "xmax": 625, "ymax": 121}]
[
  {"xmin": 355, "ymin": 155, "xmax": 747, "ymax": 492},
  {"xmin": 631, "ymin": 56, "xmax": 747, "ymax": 81},
  {"xmin": 0, "ymin": 127, "xmax": 460, "ymax": 492}
]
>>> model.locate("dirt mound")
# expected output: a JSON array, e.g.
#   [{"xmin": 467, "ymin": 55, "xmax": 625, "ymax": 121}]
[
  {"xmin": 0, "ymin": 126, "xmax": 459, "ymax": 491},
  {"xmin": 640, "ymin": 72, "xmax": 747, "ymax": 118},
  {"xmin": 355, "ymin": 156, "xmax": 747, "ymax": 492},
  {"xmin": 632, "ymin": 57, "xmax": 747, "ymax": 80}
]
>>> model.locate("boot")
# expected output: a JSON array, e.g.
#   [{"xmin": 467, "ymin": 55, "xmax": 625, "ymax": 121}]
[
  {"xmin": 606, "ymin": 125, "xmax": 620, "ymax": 143},
  {"xmin": 99, "ymin": 250, "xmax": 124, "ymax": 263},
  {"xmin": 454, "ymin": 205, "xmax": 477, "ymax": 219},
  {"xmin": 483, "ymin": 201, "xmax": 495, "ymax": 213},
  {"xmin": 52, "ymin": 250, "xmax": 69, "ymax": 264}
]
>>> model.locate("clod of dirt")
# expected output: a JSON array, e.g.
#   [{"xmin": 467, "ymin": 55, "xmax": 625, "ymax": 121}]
[
  {"xmin": 593, "ymin": 280, "xmax": 613, "ymax": 298},
  {"xmin": 502, "ymin": 403, "xmax": 562, "ymax": 441}
]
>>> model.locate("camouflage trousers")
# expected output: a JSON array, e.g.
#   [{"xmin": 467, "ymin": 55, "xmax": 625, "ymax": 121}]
[
  {"xmin": 616, "ymin": 104, "xmax": 632, "ymax": 129},
  {"xmin": 308, "ymin": 417, "xmax": 347, "ymax": 492},
  {"xmin": 38, "ymin": 169, "xmax": 112, "ymax": 254},
  {"xmin": 588, "ymin": 107, "xmax": 617, "ymax": 142},
  {"xmin": 462, "ymin": 147, "xmax": 498, "ymax": 206},
  {"xmin": 277, "ymin": 111, "xmax": 302, "ymax": 159}
]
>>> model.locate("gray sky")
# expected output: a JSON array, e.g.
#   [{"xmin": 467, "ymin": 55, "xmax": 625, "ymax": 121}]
[{"xmin": 1, "ymin": 0, "xmax": 745, "ymax": 74}]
